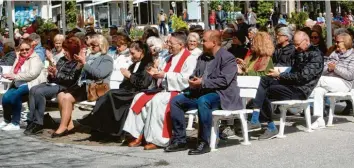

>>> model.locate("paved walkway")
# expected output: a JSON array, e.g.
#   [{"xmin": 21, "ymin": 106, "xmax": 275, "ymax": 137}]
[{"xmin": 1, "ymin": 109, "xmax": 354, "ymax": 168}]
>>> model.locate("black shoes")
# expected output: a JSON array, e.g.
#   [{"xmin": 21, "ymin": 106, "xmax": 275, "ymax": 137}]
[
  {"xmin": 164, "ymin": 142, "xmax": 188, "ymax": 152},
  {"xmin": 24, "ymin": 123, "xmax": 44, "ymax": 135},
  {"xmin": 188, "ymin": 141, "xmax": 211, "ymax": 155},
  {"xmin": 51, "ymin": 130, "xmax": 69, "ymax": 138}
]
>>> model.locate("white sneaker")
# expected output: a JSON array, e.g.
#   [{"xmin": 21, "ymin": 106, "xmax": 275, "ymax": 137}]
[
  {"xmin": 0, "ymin": 121, "xmax": 9, "ymax": 129},
  {"xmin": 1, "ymin": 123, "xmax": 20, "ymax": 131},
  {"xmin": 311, "ymin": 117, "xmax": 326, "ymax": 130}
]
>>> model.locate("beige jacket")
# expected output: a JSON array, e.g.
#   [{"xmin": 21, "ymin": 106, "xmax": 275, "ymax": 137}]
[{"xmin": 10, "ymin": 52, "xmax": 47, "ymax": 89}]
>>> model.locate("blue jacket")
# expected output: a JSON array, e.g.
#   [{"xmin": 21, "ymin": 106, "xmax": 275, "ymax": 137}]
[{"xmin": 34, "ymin": 43, "xmax": 46, "ymax": 62}]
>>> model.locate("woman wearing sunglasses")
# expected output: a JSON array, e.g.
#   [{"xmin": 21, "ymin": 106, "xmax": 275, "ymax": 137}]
[{"xmin": 0, "ymin": 39, "xmax": 47, "ymax": 131}]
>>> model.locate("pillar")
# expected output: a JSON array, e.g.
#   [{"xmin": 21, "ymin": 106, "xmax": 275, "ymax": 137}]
[
  {"xmin": 6, "ymin": 0, "xmax": 13, "ymax": 40},
  {"xmin": 325, "ymin": 1, "xmax": 332, "ymax": 47},
  {"xmin": 203, "ymin": 1, "xmax": 208, "ymax": 30},
  {"xmin": 288, "ymin": 0, "xmax": 295, "ymax": 18},
  {"xmin": 61, "ymin": 1, "xmax": 66, "ymax": 35}
]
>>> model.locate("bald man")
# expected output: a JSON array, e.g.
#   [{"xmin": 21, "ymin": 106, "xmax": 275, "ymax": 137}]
[
  {"xmin": 248, "ymin": 31, "xmax": 324, "ymax": 140},
  {"xmin": 165, "ymin": 30, "xmax": 243, "ymax": 155}
]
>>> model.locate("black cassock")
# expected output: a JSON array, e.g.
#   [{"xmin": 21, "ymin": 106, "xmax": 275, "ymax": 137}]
[{"xmin": 78, "ymin": 56, "xmax": 152, "ymax": 135}]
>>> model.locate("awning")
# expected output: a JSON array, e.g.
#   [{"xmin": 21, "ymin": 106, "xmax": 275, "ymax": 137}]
[
  {"xmin": 133, "ymin": 0, "xmax": 148, "ymax": 4},
  {"xmin": 85, "ymin": 0, "xmax": 112, "ymax": 7}
]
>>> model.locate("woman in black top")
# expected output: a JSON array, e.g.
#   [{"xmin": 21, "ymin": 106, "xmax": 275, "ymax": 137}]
[
  {"xmin": 78, "ymin": 41, "xmax": 153, "ymax": 136},
  {"xmin": 24, "ymin": 37, "xmax": 83, "ymax": 135}
]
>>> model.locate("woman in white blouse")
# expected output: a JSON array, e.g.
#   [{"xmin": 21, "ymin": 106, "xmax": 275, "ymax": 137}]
[
  {"xmin": 187, "ymin": 32, "xmax": 202, "ymax": 57},
  {"xmin": 110, "ymin": 34, "xmax": 133, "ymax": 89}
]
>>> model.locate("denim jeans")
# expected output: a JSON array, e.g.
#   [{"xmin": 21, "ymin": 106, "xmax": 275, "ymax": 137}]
[
  {"xmin": 2, "ymin": 85, "xmax": 29, "ymax": 125},
  {"xmin": 159, "ymin": 21, "xmax": 167, "ymax": 35},
  {"xmin": 170, "ymin": 92, "xmax": 220, "ymax": 144}
]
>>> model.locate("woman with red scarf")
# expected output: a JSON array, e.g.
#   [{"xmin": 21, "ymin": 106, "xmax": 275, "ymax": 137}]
[{"xmin": 0, "ymin": 40, "xmax": 46, "ymax": 131}]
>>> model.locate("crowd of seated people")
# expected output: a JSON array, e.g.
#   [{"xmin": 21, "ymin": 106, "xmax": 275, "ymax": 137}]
[{"xmin": 2, "ymin": 21, "xmax": 354, "ymax": 157}]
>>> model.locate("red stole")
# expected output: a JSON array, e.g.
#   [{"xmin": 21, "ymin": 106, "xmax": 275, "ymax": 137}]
[{"xmin": 131, "ymin": 49, "xmax": 191, "ymax": 138}]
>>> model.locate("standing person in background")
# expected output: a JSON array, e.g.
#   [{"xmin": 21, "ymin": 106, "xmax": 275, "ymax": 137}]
[
  {"xmin": 182, "ymin": 9, "xmax": 189, "ymax": 22},
  {"xmin": 216, "ymin": 5, "xmax": 227, "ymax": 31},
  {"xmin": 126, "ymin": 11, "xmax": 133, "ymax": 35},
  {"xmin": 317, "ymin": 13, "xmax": 326, "ymax": 24},
  {"xmin": 209, "ymin": 10, "xmax": 216, "ymax": 30},
  {"xmin": 158, "ymin": 9, "xmax": 168, "ymax": 36},
  {"xmin": 168, "ymin": 9, "xmax": 176, "ymax": 33},
  {"xmin": 247, "ymin": 8, "xmax": 257, "ymax": 27}
]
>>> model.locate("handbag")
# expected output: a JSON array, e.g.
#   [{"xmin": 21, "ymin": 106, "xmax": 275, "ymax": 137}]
[{"xmin": 87, "ymin": 80, "xmax": 110, "ymax": 102}]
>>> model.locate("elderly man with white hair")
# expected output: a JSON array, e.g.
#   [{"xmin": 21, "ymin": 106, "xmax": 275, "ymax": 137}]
[
  {"xmin": 187, "ymin": 32, "xmax": 202, "ymax": 57},
  {"xmin": 273, "ymin": 27, "xmax": 296, "ymax": 67},
  {"xmin": 146, "ymin": 36, "xmax": 169, "ymax": 68}
]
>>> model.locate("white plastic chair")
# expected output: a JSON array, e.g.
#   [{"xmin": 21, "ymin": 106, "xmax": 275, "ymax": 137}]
[{"xmin": 325, "ymin": 90, "xmax": 354, "ymax": 126}]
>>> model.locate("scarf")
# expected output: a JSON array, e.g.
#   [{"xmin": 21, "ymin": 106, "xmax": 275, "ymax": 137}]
[{"xmin": 14, "ymin": 49, "xmax": 34, "ymax": 74}]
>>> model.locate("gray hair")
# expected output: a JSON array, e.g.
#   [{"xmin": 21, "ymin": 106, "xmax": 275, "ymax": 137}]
[
  {"xmin": 171, "ymin": 31, "xmax": 187, "ymax": 45},
  {"xmin": 28, "ymin": 33, "xmax": 41, "ymax": 42},
  {"xmin": 74, "ymin": 32, "xmax": 86, "ymax": 41},
  {"xmin": 147, "ymin": 36, "xmax": 163, "ymax": 52},
  {"xmin": 248, "ymin": 27, "xmax": 258, "ymax": 34},
  {"xmin": 278, "ymin": 27, "xmax": 293, "ymax": 41},
  {"xmin": 334, "ymin": 28, "xmax": 349, "ymax": 37},
  {"xmin": 187, "ymin": 32, "xmax": 200, "ymax": 43}
]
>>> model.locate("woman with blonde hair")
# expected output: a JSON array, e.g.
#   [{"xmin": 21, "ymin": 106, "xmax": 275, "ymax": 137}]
[
  {"xmin": 46, "ymin": 34, "xmax": 66, "ymax": 66},
  {"xmin": 52, "ymin": 34, "xmax": 113, "ymax": 137},
  {"xmin": 237, "ymin": 32, "xmax": 274, "ymax": 76}
]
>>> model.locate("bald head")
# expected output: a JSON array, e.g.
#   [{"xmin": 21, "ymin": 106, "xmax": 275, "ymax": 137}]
[
  {"xmin": 203, "ymin": 30, "xmax": 222, "ymax": 55},
  {"xmin": 205, "ymin": 30, "xmax": 222, "ymax": 46},
  {"xmin": 294, "ymin": 31, "xmax": 310, "ymax": 52}
]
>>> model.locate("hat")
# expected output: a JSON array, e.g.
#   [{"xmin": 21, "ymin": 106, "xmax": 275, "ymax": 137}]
[{"xmin": 109, "ymin": 25, "xmax": 118, "ymax": 29}]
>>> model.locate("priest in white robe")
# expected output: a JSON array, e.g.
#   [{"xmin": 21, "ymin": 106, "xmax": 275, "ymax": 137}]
[{"xmin": 123, "ymin": 32, "xmax": 197, "ymax": 150}]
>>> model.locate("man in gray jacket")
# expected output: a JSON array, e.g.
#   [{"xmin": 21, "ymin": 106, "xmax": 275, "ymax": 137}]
[{"xmin": 165, "ymin": 30, "xmax": 243, "ymax": 155}]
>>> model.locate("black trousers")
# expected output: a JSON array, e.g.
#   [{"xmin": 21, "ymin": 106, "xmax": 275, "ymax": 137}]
[
  {"xmin": 28, "ymin": 83, "xmax": 60, "ymax": 125},
  {"xmin": 252, "ymin": 76, "xmax": 306, "ymax": 122}
]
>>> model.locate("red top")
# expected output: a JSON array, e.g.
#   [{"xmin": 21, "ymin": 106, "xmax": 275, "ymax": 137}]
[
  {"xmin": 26, "ymin": 25, "xmax": 36, "ymax": 34},
  {"xmin": 209, "ymin": 14, "xmax": 216, "ymax": 24}
]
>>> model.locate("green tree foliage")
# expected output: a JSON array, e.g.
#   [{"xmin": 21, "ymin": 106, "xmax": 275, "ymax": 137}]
[
  {"xmin": 288, "ymin": 12, "xmax": 309, "ymax": 29},
  {"xmin": 338, "ymin": 1, "xmax": 354, "ymax": 13},
  {"xmin": 210, "ymin": 1, "xmax": 232, "ymax": 12},
  {"xmin": 65, "ymin": 0, "xmax": 79, "ymax": 29},
  {"xmin": 255, "ymin": 0, "xmax": 274, "ymax": 26},
  {"xmin": 171, "ymin": 15, "xmax": 188, "ymax": 31},
  {"xmin": 36, "ymin": 19, "xmax": 57, "ymax": 34}
]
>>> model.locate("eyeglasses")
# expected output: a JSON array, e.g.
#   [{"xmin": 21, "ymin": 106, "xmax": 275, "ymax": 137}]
[
  {"xmin": 294, "ymin": 40, "xmax": 305, "ymax": 47},
  {"xmin": 276, "ymin": 34, "xmax": 286, "ymax": 38},
  {"xmin": 335, "ymin": 40, "xmax": 344, "ymax": 44},
  {"xmin": 20, "ymin": 48, "xmax": 30, "ymax": 52},
  {"xmin": 311, "ymin": 36, "xmax": 319, "ymax": 39}
]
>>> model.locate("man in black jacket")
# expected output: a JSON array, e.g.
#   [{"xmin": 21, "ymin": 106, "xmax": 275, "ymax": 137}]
[
  {"xmin": 273, "ymin": 27, "xmax": 296, "ymax": 67},
  {"xmin": 248, "ymin": 31, "xmax": 324, "ymax": 140}
]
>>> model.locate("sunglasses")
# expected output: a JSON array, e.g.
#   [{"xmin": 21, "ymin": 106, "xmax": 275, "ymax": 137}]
[
  {"xmin": 20, "ymin": 48, "xmax": 30, "ymax": 52},
  {"xmin": 311, "ymin": 36, "xmax": 319, "ymax": 39}
]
